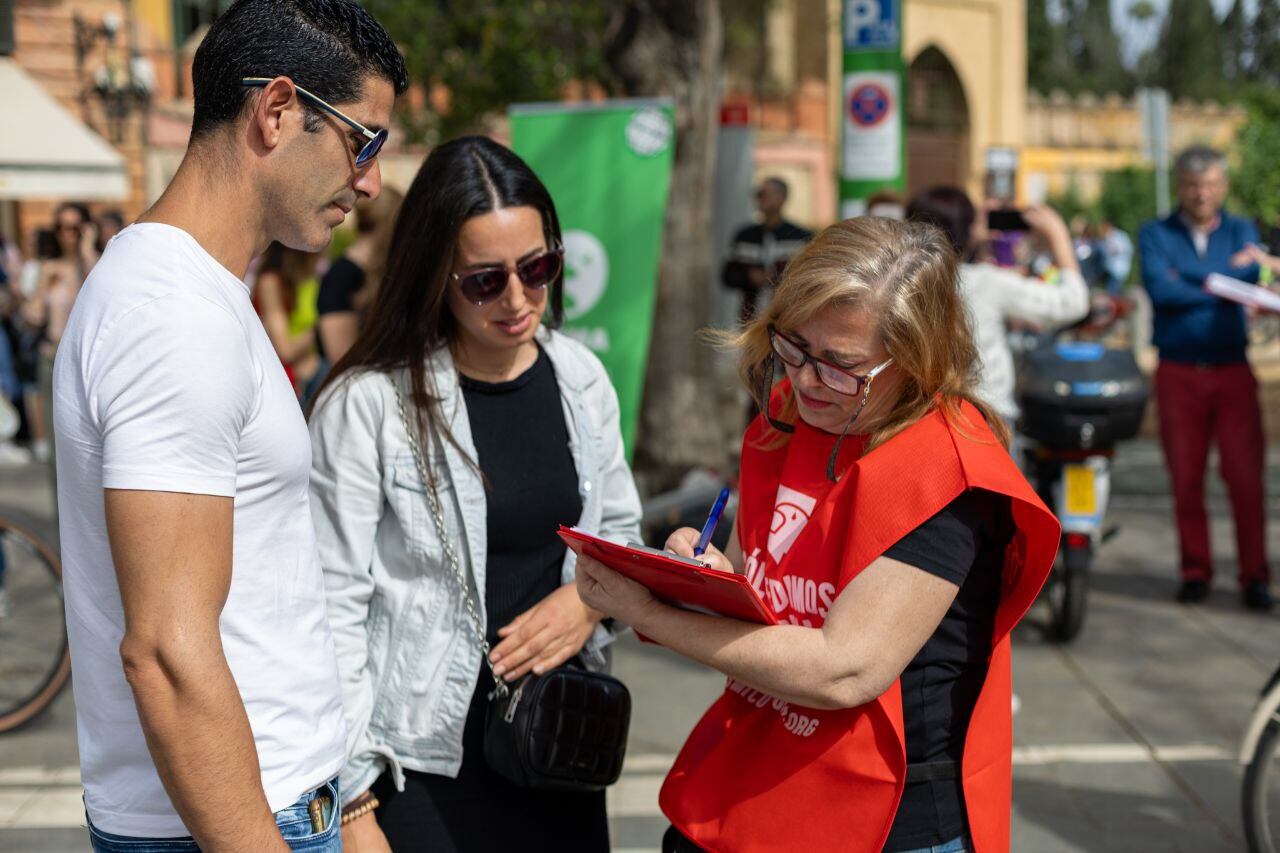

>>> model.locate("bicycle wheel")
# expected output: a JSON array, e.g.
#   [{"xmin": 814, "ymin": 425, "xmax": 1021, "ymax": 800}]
[
  {"xmin": 1245, "ymin": 710, "xmax": 1280, "ymax": 853},
  {"xmin": 0, "ymin": 512, "xmax": 70, "ymax": 733}
]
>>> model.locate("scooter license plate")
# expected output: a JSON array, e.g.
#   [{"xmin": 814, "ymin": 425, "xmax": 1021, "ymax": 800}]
[{"xmin": 1064, "ymin": 464, "xmax": 1098, "ymax": 515}]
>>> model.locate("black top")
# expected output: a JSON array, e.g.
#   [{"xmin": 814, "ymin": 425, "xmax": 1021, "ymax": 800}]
[
  {"xmin": 315, "ymin": 256, "xmax": 364, "ymax": 361},
  {"xmin": 369, "ymin": 346, "xmax": 604, "ymax": 853},
  {"xmin": 460, "ymin": 345, "xmax": 583, "ymax": 643},
  {"xmin": 722, "ymin": 220, "xmax": 814, "ymax": 322},
  {"xmin": 721, "ymin": 220, "xmax": 814, "ymax": 292},
  {"xmin": 881, "ymin": 489, "xmax": 1013, "ymax": 852}
]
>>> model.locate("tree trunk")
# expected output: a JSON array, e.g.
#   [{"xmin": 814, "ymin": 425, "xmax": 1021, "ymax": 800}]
[{"xmin": 606, "ymin": 0, "xmax": 727, "ymax": 493}]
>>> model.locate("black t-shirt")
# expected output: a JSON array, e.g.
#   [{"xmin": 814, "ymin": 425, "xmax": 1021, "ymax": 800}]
[
  {"xmin": 315, "ymin": 256, "xmax": 364, "ymax": 361},
  {"xmin": 881, "ymin": 489, "xmax": 1013, "ymax": 852},
  {"xmin": 460, "ymin": 346, "xmax": 583, "ymax": 643}
]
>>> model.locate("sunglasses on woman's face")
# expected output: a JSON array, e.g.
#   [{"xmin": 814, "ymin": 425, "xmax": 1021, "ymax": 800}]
[
  {"xmin": 450, "ymin": 246, "xmax": 564, "ymax": 307},
  {"xmin": 768, "ymin": 325, "xmax": 892, "ymax": 397}
]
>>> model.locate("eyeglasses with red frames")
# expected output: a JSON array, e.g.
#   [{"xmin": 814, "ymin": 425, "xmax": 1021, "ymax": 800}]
[
  {"xmin": 768, "ymin": 325, "xmax": 893, "ymax": 397},
  {"xmin": 450, "ymin": 245, "xmax": 564, "ymax": 307}
]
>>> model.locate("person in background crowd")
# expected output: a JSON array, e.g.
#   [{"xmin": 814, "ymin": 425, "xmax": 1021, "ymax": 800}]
[
  {"xmin": 309, "ymin": 136, "xmax": 641, "ymax": 853},
  {"xmin": 14, "ymin": 229, "xmax": 57, "ymax": 462},
  {"xmin": 722, "ymin": 176, "xmax": 814, "ymax": 323},
  {"xmin": 95, "ymin": 209, "xmax": 126, "ymax": 254},
  {"xmin": 1100, "ymin": 219, "xmax": 1134, "ymax": 294},
  {"xmin": 22, "ymin": 203, "xmax": 99, "ymax": 475},
  {"xmin": 906, "ymin": 187, "xmax": 1089, "ymax": 433},
  {"xmin": 0, "ymin": 231, "xmax": 19, "ymax": 282},
  {"xmin": 574, "ymin": 217, "xmax": 1059, "ymax": 853},
  {"xmin": 314, "ymin": 185, "xmax": 403, "ymax": 368},
  {"xmin": 865, "ymin": 189, "xmax": 906, "ymax": 220},
  {"xmin": 51, "ymin": 0, "xmax": 406, "ymax": 849},
  {"xmin": 1139, "ymin": 145, "xmax": 1270, "ymax": 610},
  {"xmin": 255, "ymin": 242, "xmax": 322, "ymax": 395},
  {"xmin": 0, "ymin": 232, "xmax": 26, "ymax": 468}
]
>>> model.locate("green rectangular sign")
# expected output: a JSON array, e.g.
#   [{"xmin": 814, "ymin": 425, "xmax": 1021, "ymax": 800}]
[
  {"xmin": 510, "ymin": 99, "xmax": 675, "ymax": 458},
  {"xmin": 839, "ymin": 0, "xmax": 905, "ymax": 217}
]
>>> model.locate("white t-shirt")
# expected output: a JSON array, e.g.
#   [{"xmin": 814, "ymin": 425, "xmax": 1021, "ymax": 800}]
[
  {"xmin": 958, "ymin": 263, "xmax": 1090, "ymax": 419},
  {"xmin": 53, "ymin": 224, "xmax": 347, "ymax": 837}
]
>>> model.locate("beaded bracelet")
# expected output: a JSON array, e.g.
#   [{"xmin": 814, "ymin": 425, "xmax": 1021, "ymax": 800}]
[{"xmin": 339, "ymin": 792, "xmax": 380, "ymax": 826}]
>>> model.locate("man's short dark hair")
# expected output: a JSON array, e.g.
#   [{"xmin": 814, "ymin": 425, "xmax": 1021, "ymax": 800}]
[
  {"xmin": 190, "ymin": 0, "xmax": 408, "ymax": 142},
  {"xmin": 761, "ymin": 177, "xmax": 789, "ymax": 200}
]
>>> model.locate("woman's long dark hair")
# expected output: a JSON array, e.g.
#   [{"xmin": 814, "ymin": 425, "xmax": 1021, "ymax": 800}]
[
  {"xmin": 905, "ymin": 187, "xmax": 976, "ymax": 261},
  {"xmin": 311, "ymin": 135, "xmax": 566, "ymax": 458}
]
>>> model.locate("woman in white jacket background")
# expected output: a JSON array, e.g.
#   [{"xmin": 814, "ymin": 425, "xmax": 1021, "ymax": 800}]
[{"xmin": 906, "ymin": 188, "xmax": 1091, "ymax": 428}]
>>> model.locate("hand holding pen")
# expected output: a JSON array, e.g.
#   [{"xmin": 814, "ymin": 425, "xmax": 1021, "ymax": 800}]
[{"xmin": 664, "ymin": 487, "xmax": 736, "ymax": 574}]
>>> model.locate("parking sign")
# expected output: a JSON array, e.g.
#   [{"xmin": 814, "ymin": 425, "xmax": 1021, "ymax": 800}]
[{"xmin": 843, "ymin": 0, "xmax": 898, "ymax": 51}]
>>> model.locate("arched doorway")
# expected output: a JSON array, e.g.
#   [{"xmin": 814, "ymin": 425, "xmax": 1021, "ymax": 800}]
[{"xmin": 906, "ymin": 47, "xmax": 971, "ymax": 198}]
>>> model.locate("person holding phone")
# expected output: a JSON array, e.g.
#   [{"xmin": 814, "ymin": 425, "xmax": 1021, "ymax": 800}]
[
  {"xmin": 906, "ymin": 188, "xmax": 1089, "ymax": 430},
  {"xmin": 308, "ymin": 135, "xmax": 642, "ymax": 853},
  {"xmin": 573, "ymin": 217, "xmax": 1060, "ymax": 853}
]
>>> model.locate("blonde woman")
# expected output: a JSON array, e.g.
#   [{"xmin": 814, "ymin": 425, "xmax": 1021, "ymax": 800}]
[{"xmin": 573, "ymin": 218, "xmax": 1061, "ymax": 853}]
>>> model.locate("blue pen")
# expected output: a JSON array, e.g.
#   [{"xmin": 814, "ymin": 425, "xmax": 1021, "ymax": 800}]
[{"xmin": 694, "ymin": 487, "xmax": 732, "ymax": 557}]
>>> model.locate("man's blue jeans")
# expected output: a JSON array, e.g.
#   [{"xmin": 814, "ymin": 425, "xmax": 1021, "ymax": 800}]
[{"xmin": 87, "ymin": 777, "xmax": 340, "ymax": 852}]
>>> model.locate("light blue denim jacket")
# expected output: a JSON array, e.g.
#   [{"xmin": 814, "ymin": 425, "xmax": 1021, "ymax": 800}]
[{"xmin": 308, "ymin": 330, "xmax": 642, "ymax": 805}]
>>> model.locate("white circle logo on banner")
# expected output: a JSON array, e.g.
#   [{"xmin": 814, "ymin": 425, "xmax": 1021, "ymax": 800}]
[
  {"xmin": 626, "ymin": 107, "xmax": 672, "ymax": 157},
  {"xmin": 562, "ymin": 230, "xmax": 609, "ymax": 321}
]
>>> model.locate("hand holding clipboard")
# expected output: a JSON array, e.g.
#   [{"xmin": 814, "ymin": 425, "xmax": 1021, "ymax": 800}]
[{"xmin": 561, "ymin": 526, "xmax": 777, "ymax": 626}]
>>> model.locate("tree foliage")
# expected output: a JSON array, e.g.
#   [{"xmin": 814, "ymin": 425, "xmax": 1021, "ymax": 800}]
[
  {"xmin": 1098, "ymin": 166, "xmax": 1167, "ymax": 241},
  {"xmin": 1232, "ymin": 90, "xmax": 1280, "ymax": 229},
  {"xmin": 364, "ymin": 0, "xmax": 617, "ymax": 142},
  {"xmin": 1255, "ymin": 0, "xmax": 1280, "ymax": 87},
  {"xmin": 1027, "ymin": 0, "xmax": 1131, "ymax": 95},
  {"xmin": 1150, "ymin": 0, "xmax": 1224, "ymax": 100}
]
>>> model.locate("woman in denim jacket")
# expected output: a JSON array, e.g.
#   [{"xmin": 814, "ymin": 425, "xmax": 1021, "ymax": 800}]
[{"xmin": 308, "ymin": 137, "xmax": 642, "ymax": 852}]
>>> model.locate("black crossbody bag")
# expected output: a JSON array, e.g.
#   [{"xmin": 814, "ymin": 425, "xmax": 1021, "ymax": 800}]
[{"xmin": 392, "ymin": 378, "xmax": 631, "ymax": 791}]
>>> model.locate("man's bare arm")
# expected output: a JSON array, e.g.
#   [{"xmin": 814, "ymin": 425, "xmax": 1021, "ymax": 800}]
[{"xmin": 106, "ymin": 489, "xmax": 289, "ymax": 852}]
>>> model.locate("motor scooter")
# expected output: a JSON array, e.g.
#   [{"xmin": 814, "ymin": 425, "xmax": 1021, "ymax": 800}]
[{"xmin": 1017, "ymin": 295, "xmax": 1149, "ymax": 642}]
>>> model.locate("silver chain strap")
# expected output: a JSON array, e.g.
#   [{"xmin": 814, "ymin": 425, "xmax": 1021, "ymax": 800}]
[{"xmin": 390, "ymin": 375, "xmax": 509, "ymax": 699}]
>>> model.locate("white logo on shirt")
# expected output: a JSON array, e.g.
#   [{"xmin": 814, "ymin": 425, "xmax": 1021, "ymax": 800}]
[{"xmin": 767, "ymin": 485, "xmax": 817, "ymax": 563}]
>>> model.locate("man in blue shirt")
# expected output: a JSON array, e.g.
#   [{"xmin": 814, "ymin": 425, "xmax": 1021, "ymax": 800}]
[{"xmin": 1139, "ymin": 145, "xmax": 1271, "ymax": 610}]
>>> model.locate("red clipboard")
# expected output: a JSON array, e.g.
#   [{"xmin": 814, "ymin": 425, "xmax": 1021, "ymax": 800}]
[{"xmin": 558, "ymin": 526, "xmax": 778, "ymax": 625}]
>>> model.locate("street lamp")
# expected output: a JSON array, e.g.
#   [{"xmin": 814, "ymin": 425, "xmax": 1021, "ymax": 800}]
[{"xmin": 73, "ymin": 7, "xmax": 154, "ymax": 144}]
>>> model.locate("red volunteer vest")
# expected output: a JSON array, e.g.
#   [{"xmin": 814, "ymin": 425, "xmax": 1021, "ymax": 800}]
[{"xmin": 659, "ymin": 399, "xmax": 1060, "ymax": 852}]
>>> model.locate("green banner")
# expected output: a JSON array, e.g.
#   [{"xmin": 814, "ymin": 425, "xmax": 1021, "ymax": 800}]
[
  {"xmin": 839, "ymin": 0, "xmax": 905, "ymax": 218},
  {"xmin": 510, "ymin": 99, "xmax": 675, "ymax": 459}
]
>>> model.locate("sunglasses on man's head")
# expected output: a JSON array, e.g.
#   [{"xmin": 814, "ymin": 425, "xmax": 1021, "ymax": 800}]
[
  {"xmin": 768, "ymin": 325, "xmax": 892, "ymax": 397},
  {"xmin": 240, "ymin": 77, "xmax": 388, "ymax": 167},
  {"xmin": 450, "ymin": 246, "xmax": 564, "ymax": 307}
]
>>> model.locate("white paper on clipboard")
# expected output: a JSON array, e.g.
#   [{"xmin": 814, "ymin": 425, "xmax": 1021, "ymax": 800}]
[{"xmin": 1205, "ymin": 273, "xmax": 1280, "ymax": 314}]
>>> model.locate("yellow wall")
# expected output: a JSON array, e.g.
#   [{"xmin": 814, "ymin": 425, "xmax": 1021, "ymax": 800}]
[
  {"xmin": 901, "ymin": 0, "xmax": 1026, "ymax": 201},
  {"xmin": 133, "ymin": 0, "xmax": 173, "ymax": 48},
  {"xmin": 1019, "ymin": 92, "xmax": 1247, "ymax": 202}
]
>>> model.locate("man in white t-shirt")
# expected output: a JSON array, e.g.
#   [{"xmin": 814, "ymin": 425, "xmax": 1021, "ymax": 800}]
[{"xmin": 53, "ymin": 2, "xmax": 406, "ymax": 850}]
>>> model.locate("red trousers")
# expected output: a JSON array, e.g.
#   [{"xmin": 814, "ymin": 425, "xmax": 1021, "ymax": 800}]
[{"xmin": 1155, "ymin": 360, "xmax": 1269, "ymax": 586}]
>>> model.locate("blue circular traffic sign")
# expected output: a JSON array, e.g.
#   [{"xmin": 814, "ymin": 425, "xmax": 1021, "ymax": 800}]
[{"xmin": 848, "ymin": 83, "xmax": 891, "ymax": 128}]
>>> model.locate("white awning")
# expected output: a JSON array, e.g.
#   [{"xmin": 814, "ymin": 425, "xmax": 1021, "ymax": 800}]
[{"xmin": 0, "ymin": 58, "xmax": 129, "ymax": 201}]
